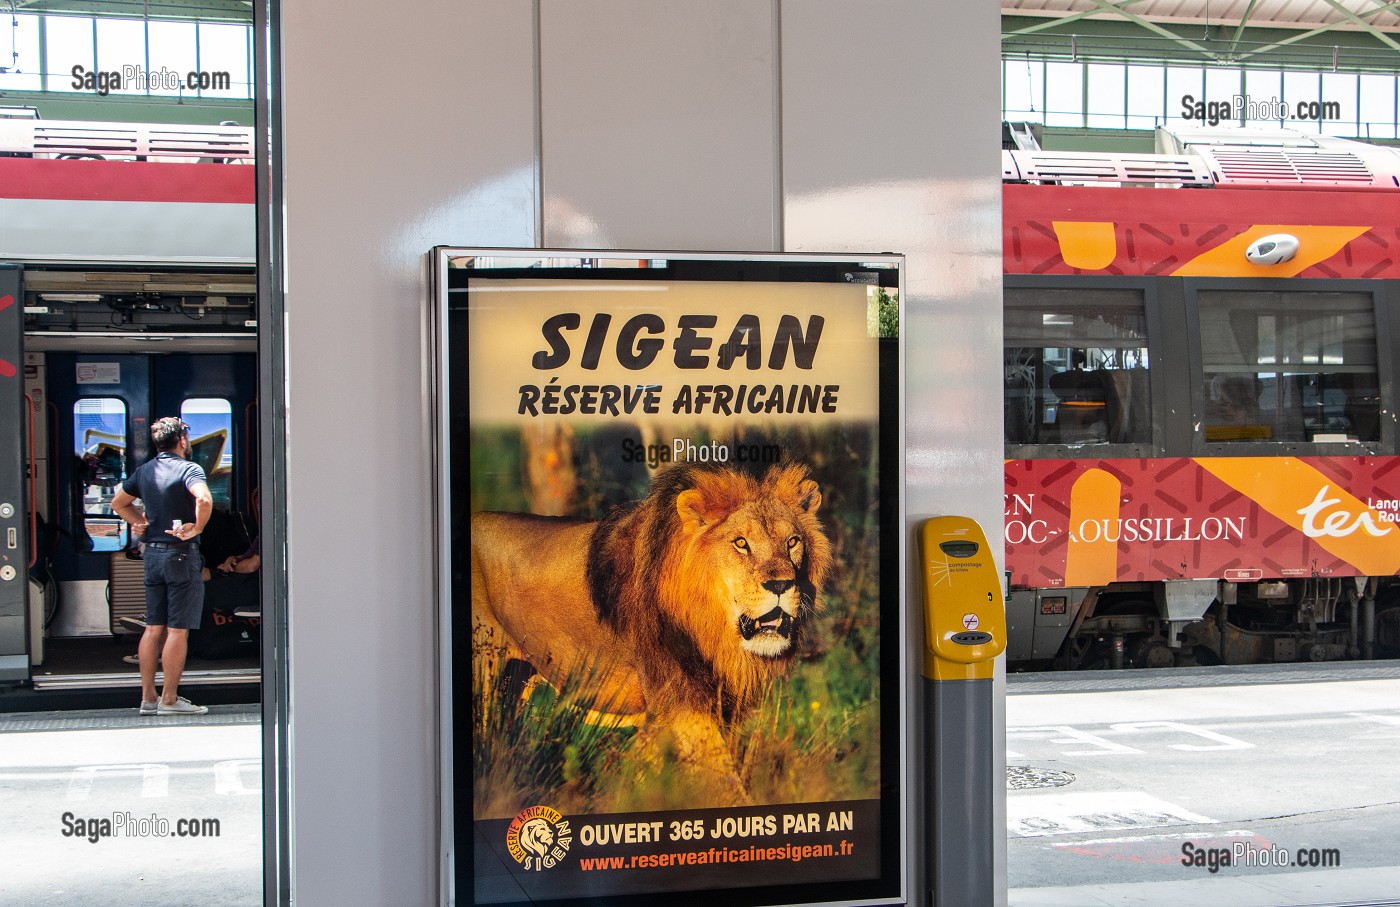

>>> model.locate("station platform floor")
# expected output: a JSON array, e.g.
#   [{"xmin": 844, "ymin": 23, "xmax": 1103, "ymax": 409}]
[
  {"xmin": 1013, "ymin": 866, "xmax": 1400, "ymax": 907},
  {"xmin": 1007, "ymin": 661, "xmax": 1400, "ymax": 907}
]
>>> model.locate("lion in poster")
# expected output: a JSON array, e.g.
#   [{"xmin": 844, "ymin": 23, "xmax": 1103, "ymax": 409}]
[{"xmin": 471, "ymin": 461, "xmax": 832, "ymax": 802}]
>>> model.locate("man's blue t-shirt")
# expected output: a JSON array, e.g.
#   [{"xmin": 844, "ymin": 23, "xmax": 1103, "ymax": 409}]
[{"xmin": 121, "ymin": 452, "xmax": 207, "ymax": 543}]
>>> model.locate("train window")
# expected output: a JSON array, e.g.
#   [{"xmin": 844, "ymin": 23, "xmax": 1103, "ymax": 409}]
[
  {"xmin": 1005, "ymin": 287, "xmax": 1151, "ymax": 447},
  {"xmin": 181, "ymin": 398, "xmax": 234, "ymax": 508},
  {"xmin": 73, "ymin": 397, "xmax": 128, "ymax": 553},
  {"xmin": 1198, "ymin": 290, "xmax": 1379, "ymax": 443}
]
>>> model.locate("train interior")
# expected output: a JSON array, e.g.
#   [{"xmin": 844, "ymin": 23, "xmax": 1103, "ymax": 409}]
[{"xmin": 12, "ymin": 266, "xmax": 259, "ymax": 703}]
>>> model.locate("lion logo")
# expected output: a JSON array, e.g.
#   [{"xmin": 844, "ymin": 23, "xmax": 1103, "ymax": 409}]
[
  {"xmin": 505, "ymin": 805, "xmax": 572, "ymax": 871},
  {"xmin": 518, "ymin": 818, "xmax": 555, "ymax": 857},
  {"xmin": 471, "ymin": 461, "xmax": 831, "ymax": 803}
]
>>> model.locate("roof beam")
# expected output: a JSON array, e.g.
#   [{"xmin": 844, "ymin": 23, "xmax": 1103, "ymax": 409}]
[
  {"xmin": 1080, "ymin": 0, "xmax": 1220, "ymax": 60},
  {"xmin": 1231, "ymin": 1, "xmax": 1400, "ymax": 61},
  {"xmin": 14, "ymin": 0, "xmax": 251, "ymax": 22},
  {"xmin": 1229, "ymin": 0, "xmax": 1262, "ymax": 52},
  {"xmin": 1002, "ymin": 0, "xmax": 1155, "ymax": 38},
  {"xmin": 1315, "ymin": 0, "xmax": 1400, "ymax": 50}
]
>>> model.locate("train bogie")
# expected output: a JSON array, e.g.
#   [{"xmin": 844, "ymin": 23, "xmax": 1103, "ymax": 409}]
[{"xmin": 1009, "ymin": 576, "xmax": 1397, "ymax": 670}]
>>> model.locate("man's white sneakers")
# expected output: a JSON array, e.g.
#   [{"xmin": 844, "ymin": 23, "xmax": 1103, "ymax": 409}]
[{"xmin": 156, "ymin": 697, "xmax": 209, "ymax": 715}]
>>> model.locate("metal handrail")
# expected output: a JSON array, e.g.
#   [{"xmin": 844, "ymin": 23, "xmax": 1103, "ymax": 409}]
[
  {"xmin": 24, "ymin": 393, "xmax": 36, "ymax": 569},
  {"xmin": 46, "ymin": 401, "xmax": 58, "ymax": 531},
  {"xmin": 244, "ymin": 400, "xmax": 257, "ymax": 513}
]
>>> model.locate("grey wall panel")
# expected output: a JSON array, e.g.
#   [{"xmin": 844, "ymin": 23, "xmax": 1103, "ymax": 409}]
[
  {"xmin": 279, "ymin": 0, "xmax": 1003, "ymax": 902},
  {"xmin": 780, "ymin": 3, "xmax": 1007, "ymax": 904},
  {"xmin": 279, "ymin": 2, "xmax": 536, "ymax": 904},
  {"xmin": 539, "ymin": 1, "xmax": 778, "ymax": 251}
]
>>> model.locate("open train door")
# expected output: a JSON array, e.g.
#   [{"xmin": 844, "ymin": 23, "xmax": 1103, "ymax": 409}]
[{"xmin": 0, "ymin": 264, "xmax": 29, "ymax": 682}]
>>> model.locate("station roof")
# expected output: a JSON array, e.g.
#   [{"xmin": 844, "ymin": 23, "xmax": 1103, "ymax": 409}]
[
  {"xmin": 1003, "ymin": 0, "xmax": 1400, "ymax": 71},
  {"xmin": 13, "ymin": 0, "xmax": 249, "ymax": 23},
  {"xmin": 1003, "ymin": 0, "xmax": 1400, "ymax": 32}
]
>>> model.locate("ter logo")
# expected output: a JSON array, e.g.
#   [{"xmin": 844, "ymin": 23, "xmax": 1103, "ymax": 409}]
[{"xmin": 506, "ymin": 805, "xmax": 573, "ymax": 871}]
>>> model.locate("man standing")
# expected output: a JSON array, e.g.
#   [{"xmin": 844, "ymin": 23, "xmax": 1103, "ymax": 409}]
[{"xmin": 111, "ymin": 417, "xmax": 214, "ymax": 715}]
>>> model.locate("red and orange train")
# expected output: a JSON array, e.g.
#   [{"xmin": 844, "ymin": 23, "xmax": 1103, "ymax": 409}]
[{"xmin": 1002, "ymin": 127, "xmax": 1400, "ymax": 668}]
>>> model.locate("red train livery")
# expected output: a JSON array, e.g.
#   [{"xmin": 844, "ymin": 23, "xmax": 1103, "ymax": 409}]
[{"xmin": 1002, "ymin": 129, "xmax": 1400, "ymax": 669}]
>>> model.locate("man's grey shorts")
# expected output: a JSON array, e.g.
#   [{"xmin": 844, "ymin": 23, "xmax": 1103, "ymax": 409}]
[{"xmin": 143, "ymin": 543, "xmax": 204, "ymax": 630}]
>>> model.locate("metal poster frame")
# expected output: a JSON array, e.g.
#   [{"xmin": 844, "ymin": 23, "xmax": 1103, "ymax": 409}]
[{"xmin": 432, "ymin": 248, "xmax": 905, "ymax": 907}]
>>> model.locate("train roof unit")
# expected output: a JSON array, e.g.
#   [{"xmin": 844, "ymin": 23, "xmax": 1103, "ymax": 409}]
[
  {"xmin": 1003, "ymin": 126, "xmax": 1400, "ymax": 280},
  {"xmin": 1004, "ymin": 124, "xmax": 1400, "ymax": 189},
  {"xmin": 0, "ymin": 119, "xmax": 254, "ymax": 266}
]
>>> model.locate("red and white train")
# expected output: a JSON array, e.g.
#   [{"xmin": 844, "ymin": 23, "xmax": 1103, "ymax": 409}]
[{"xmin": 0, "ymin": 116, "xmax": 256, "ymax": 700}]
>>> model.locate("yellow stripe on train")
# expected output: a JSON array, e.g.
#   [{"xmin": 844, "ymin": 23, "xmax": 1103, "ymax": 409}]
[
  {"xmin": 1064, "ymin": 467, "xmax": 1122, "ymax": 586},
  {"xmin": 1195, "ymin": 457, "xmax": 1400, "ymax": 576},
  {"xmin": 1172, "ymin": 225, "xmax": 1369, "ymax": 278},
  {"xmin": 1052, "ymin": 221, "xmax": 1117, "ymax": 271}
]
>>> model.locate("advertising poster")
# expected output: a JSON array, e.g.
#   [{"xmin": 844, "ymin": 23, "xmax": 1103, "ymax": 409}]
[{"xmin": 437, "ymin": 251, "xmax": 903, "ymax": 907}]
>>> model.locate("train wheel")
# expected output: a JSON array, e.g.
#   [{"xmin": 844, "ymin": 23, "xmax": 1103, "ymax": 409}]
[
  {"xmin": 1053, "ymin": 634, "xmax": 1094, "ymax": 671},
  {"xmin": 1376, "ymin": 606, "xmax": 1400, "ymax": 657},
  {"xmin": 1061, "ymin": 599, "xmax": 1158, "ymax": 670},
  {"xmin": 1133, "ymin": 639, "xmax": 1174, "ymax": 669}
]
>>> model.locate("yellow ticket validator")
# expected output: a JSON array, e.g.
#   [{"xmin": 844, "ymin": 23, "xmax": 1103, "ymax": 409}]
[{"xmin": 919, "ymin": 516, "xmax": 1007, "ymax": 681}]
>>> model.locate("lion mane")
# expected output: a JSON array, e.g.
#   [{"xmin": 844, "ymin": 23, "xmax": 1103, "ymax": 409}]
[
  {"xmin": 471, "ymin": 460, "xmax": 831, "ymax": 786},
  {"xmin": 585, "ymin": 462, "xmax": 831, "ymax": 718}
]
